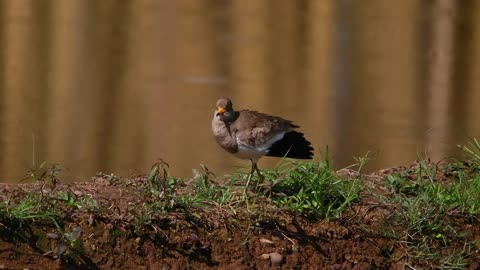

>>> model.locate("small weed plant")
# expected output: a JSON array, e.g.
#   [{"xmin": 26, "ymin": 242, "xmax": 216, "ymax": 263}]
[{"xmin": 272, "ymin": 159, "xmax": 360, "ymax": 218}]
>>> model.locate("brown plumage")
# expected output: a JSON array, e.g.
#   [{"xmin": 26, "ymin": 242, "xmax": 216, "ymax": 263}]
[{"xmin": 212, "ymin": 98, "xmax": 313, "ymax": 187}]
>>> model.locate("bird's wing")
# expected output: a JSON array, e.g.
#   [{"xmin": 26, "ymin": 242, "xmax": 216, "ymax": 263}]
[{"xmin": 231, "ymin": 110, "xmax": 295, "ymax": 150}]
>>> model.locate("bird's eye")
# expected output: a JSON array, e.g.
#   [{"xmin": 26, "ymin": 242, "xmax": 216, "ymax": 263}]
[{"xmin": 216, "ymin": 112, "xmax": 220, "ymax": 117}]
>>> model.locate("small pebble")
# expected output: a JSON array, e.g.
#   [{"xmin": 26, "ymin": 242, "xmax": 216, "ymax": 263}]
[{"xmin": 269, "ymin": 252, "xmax": 283, "ymax": 265}]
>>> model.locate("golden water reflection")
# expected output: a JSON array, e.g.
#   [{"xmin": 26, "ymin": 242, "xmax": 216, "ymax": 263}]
[{"xmin": 1, "ymin": 0, "xmax": 480, "ymax": 182}]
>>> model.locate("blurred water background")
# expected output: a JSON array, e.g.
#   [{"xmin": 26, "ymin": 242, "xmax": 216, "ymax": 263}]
[{"xmin": 1, "ymin": 0, "xmax": 479, "ymax": 182}]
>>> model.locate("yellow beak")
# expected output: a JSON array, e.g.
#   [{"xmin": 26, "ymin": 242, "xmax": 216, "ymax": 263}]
[{"xmin": 217, "ymin": 107, "xmax": 226, "ymax": 115}]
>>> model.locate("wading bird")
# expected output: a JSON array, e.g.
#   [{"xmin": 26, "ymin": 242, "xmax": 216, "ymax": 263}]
[{"xmin": 212, "ymin": 98, "xmax": 313, "ymax": 188}]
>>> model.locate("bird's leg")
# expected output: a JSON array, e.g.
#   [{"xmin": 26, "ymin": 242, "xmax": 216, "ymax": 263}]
[
  {"xmin": 255, "ymin": 164, "xmax": 265, "ymax": 183},
  {"xmin": 245, "ymin": 160, "xmax": 256, "ymax": 191},
  {"xmin": 253, "ymin": 163, "xmax": 266, "ymax": 194}
]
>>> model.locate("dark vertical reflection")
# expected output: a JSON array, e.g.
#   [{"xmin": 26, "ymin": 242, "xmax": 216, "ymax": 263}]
[
  {"xmin": 229, "ymin": 1, "xmax": 268, "ymax": 106},
  {"xmin": 416, "ymin": 1, "xmax": 432, "ymax": 157},
  {"xmin": 207, "ymin": 0, "xmax": 232, "ymax": 79},
  {"xmin": 31, "ymin": 0, "xmax": 53, "ymax": 169},
  {"xmin": 424, "ymin": 0, "xmax": 457, "ymax": 160},
  {"xmin": 1, "ymin": 0, "xmax": 52, "ymax": 181},
  {"xmin": 265, "ymin": 0, "xmax": 309, "ymax": 105},
  {"xmin": 451, "ymin": 1, "xmax": 475, "ymax": 143},
  {"xmin": 304, "ymin": 0, "xmax": 335, "ymax": 159},
  {"xmin": 333, "ymin": 0, "xmax": 354, "ymax": 167},
  {"xmin": 85, "ymin": 1, "xmax": 132, "ymax": 172},
  {"xmin": 465, "ymin": 1, "xmax": 480, "ymax": 136},
  {"xmin": 46, "ymin": 0, "xmax": 87, "ymax": 177},
  {"xmin": 0, "ymin": 1, "xmax": 5, "ymax": 175},
  {"xmin": 104, "ymin": 1, "xmax": 147, "ymax": 175},
  {"xmin": 139, "ymin": 0, "xmax": 179, "ymax": 175},
  {"xmin": 344, "ymin": 0, "xmax": 381, "ymax": 165}
]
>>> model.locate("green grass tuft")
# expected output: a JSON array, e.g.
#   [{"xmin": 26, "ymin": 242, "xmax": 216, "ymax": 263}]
[{"xmin": 270, "ymin": 160, "xmax": 360, "ymax": 218}]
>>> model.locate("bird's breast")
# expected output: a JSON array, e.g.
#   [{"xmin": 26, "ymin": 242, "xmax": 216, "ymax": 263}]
[{"xmin": 212, "ymin": 119, "xmax": 238, "ymax": 154}]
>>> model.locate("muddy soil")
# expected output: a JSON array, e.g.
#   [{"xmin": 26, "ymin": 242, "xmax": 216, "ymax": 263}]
[{"xmin": 0, "ymin": 165, "xmax": 479, "ymax": 270}]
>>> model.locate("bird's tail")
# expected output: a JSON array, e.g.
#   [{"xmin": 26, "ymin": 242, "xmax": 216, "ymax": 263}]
[{"xmin": 266, "ymin": 131, "xmax": 313, "ymax": 159}]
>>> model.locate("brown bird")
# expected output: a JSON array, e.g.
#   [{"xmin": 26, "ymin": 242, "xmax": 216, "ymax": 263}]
[{"xmin": 212, "ymin": 98, "xmax": 313, "ymax": 188}]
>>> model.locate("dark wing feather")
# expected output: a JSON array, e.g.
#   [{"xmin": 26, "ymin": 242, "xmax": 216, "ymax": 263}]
[{"xmin": 266, "ymin": 130, "xmax": 313, "ymax": 159}]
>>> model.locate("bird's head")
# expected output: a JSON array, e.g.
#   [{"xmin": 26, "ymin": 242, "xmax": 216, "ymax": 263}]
[{"xmin": 215, "ymin": 98, "xmax": 235, "ymax": 122}]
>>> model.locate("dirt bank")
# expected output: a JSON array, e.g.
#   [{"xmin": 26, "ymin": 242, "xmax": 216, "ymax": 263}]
[{"xmin": 0, "ymin": 161, "xmax": 479, "ymax": 269}]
